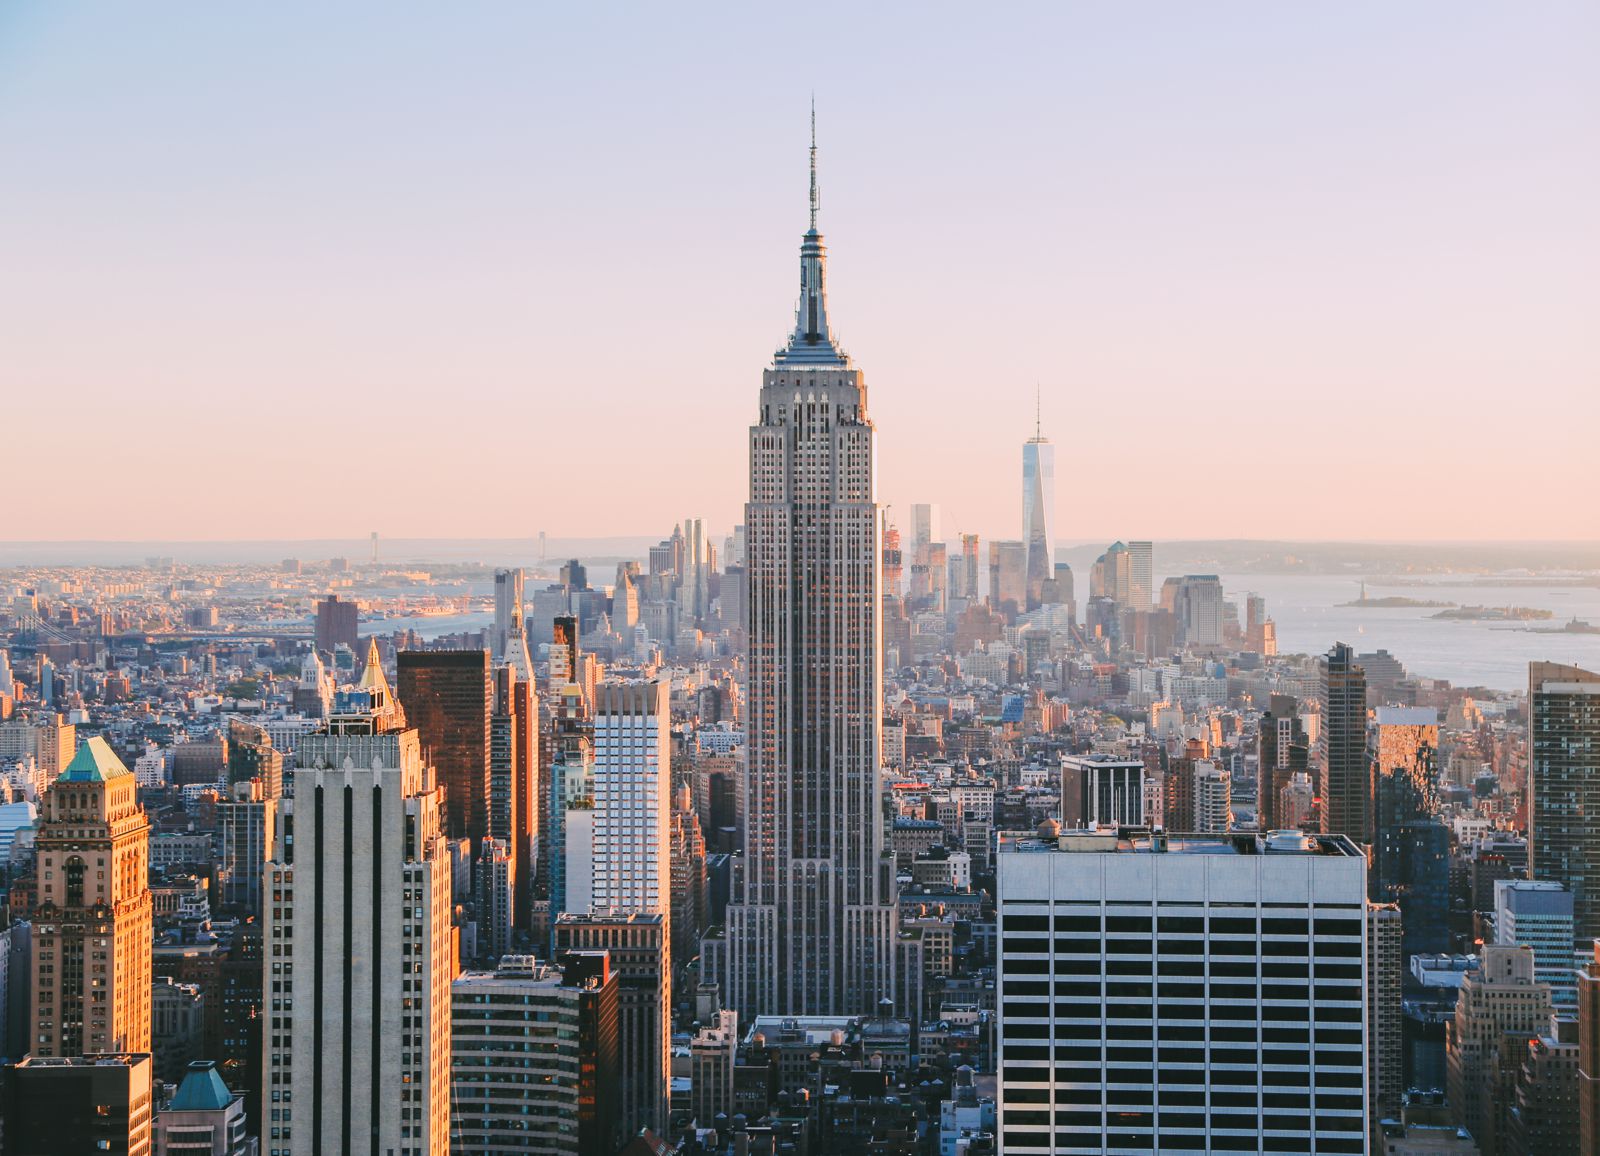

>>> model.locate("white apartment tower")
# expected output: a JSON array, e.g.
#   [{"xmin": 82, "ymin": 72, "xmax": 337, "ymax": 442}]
[
  {"xmin": 261, "ymin": 714, "xmax": 453, "ymax": 1156},
  {"xmin": 722, "ymin": 114, "xmax": 898, "ymax": 1018},
  {"xmin": 591, "ymin": 679, "xmax": 671, "ymax": 920},
  {"xmin": 996, "ymin": 828, "xmax": 1369, "ymax": 1155}
]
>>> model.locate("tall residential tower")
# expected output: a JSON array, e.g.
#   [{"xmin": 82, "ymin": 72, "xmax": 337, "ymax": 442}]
[{"xmin": 721, "ymin": 115, "xmax": 898, "ymax": 1018}]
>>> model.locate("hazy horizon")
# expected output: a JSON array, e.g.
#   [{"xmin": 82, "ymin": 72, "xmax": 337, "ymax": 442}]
[
  {"xmin": 5, "ymin": 535, "xmax": 1600, "ymax": 572},
  {"xmin": 2, "ymin": 2, "xmax": 1594, "ymax": 541}
]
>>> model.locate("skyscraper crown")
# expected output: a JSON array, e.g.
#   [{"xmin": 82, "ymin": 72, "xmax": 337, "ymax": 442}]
[{"xmin": 775, "ymin": 103, "xmax": 848, "ymax": 368}]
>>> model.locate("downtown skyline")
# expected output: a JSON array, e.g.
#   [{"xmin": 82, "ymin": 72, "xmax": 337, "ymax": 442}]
[{"xmin": 2, "ymin": 2, "xmax": 1596, "ymax": 543}]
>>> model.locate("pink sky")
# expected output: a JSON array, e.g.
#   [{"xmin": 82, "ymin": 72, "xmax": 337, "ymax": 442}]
[{"xmin": 1, "ymin": 3, "xmax": 1595, "ymax": 544}]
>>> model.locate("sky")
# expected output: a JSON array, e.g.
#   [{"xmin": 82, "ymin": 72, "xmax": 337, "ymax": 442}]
[{"xmin": 1, "ymin": 2, "xmax": 1595, "ymax": 546}]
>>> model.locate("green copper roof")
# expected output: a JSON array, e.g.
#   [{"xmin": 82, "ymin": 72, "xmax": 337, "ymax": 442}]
[
  {"xmin": 56, "ymin": 736, "xmax": 131, "ymax": 782},
  {"xmin": 168, "ymin": 1061, "xmax": 235, "ymax": 1112}
]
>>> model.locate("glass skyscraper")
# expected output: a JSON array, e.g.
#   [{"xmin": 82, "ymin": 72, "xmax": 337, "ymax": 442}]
[
  {"xmin": 1529, "ymin": 661, "xmax": 1600, "ymax": 945},
  {"xmin": 1022, "ymin": 422, "xmax": 1055, "ymax": 611}
]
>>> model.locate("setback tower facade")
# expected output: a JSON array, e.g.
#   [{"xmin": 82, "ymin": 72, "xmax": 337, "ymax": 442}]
[{"xmin": 721, "ymin": 116, "xmax": 898, "ymax": 1018}]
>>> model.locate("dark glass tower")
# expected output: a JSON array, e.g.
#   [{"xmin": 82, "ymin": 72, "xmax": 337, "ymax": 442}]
[
  {"xmin": 397, "ymin": 648, "xmax": 493, "ymax": 844},
  {"xmin": 1529, "ymin": 661, "xmax": 1600, "ymax": 943},
  {"xmin": 1319, "ymin": 641, "xmax": 1370, "ymax": 842}
]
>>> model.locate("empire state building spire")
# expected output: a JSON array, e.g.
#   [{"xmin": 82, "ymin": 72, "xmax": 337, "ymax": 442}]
[{"xmin": 776, "ymin": 104, "xmax": 847, "ymax": 367}]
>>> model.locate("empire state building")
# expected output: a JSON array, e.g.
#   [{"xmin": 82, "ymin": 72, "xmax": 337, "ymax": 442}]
[{"xmin": 719, "ymin": 120, "xmax": 898, "ymax": 1018}]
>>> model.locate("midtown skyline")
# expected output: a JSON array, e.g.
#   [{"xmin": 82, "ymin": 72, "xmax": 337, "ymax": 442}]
[{"xmin": 2, "ymin": 2, "xmax": 1595, "ymax": 542}]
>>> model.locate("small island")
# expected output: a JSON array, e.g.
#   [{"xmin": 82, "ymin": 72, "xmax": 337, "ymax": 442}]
[{"xmin": 1431, "ymin": 605, "xmax": 1554, "ymax": 622}]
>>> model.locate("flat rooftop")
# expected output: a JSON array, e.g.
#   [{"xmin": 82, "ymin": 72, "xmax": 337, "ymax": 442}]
[{"xmin": 1000, "ymin": 827, "xmax": 1365, "ymax": 858}]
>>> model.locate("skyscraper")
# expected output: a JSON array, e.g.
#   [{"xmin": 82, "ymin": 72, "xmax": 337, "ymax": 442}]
[
  {"xmin": 591, "ymin": 680, "xmax": 670, "ymax": 919},
  {"xmin": 1022, "ymin": 410, "xmax": 1055, "ymax": 611},
  {"xmin": 450, "ymin": 954, "xmax": 621, "ymax": 1156},
  {"xmin": 217, "ymin": 778, "xmax": 276, "ymax": 917},
  {"xmin": 910, "ymin": 503, "xmax": 940, "ymax": 558},
  {"xmin": 1370, "ymin": 707, "xmax": 1449, "ymax": 959},
  {"xmin": 722, "ymin": 115, "xmax": 898, "ymax": 1019},
  {"xmin": 1368, "ymin": 901, "xmax": 1404, "ymax": 1122},
  {"xmin": 488, "ymin": 663, "xmax": 540, "ymax": 928},
  {"xmin": 1319, "ymin": 641, "xmax": 1370, "ymax": 842},
  {"xmin": 1496, "ymin": 879, "xmax": 1577, "ymax": 1011},
  {"xmin": 1447, "ymin": 944, "xmax": 1551, "ymax": 1156},
  {"xmin": 959, "ymin": 533, "xmax": 982, "ymax": 601},
  {"xmin": 262, "ymin": 698, "xmax": 454, "ymax": 1156},
  {"xmin": 1256, "ymin": 693, "xmax": 1308, "ymax": 832},
  {"xmin": 1126, "ymin": 541, "xmax": 1153, "ymax": 610},
  {"xmin": 988, "ymin": 539, "xmax": 1027, "ymax": 619},
  {"xmin": 397, "ymin": 648, "xmax": 493, "ymax": 846},
  {"xmin": 29, "ymin": 736, "xmax": 153, "ymax": 1058},
  {"xmin": 314, "ymin": 593, "xmax": 359, "ymax": 656},
  {"xmin": 554, "ymin": 911, "xmax": 668, "ymax": 1139},
  {"xmin": 1528, "ymin": 661, "xmax": 1600, "ymax": 945},
  {"xmin": 492, "ymin": 568, "xmax": 531, "ymax": 670}
]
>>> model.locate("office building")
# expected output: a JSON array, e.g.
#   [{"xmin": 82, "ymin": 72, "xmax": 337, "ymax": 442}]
[
  {"xmin": 1022, "ymin": 415, "xmax": 1055, "ymax": 611},
  {"xmin": 314, "ymin": 594, "xmax": 359, "ymax": 655},
  {"xmin": 261, "ymin": 707, "xmax": 453, "ymax": 1156},
  {"xmin": 397, "ymin": 648, "xmax": 493, "ymax": 846},
  {"xmin": 1495, "ymin": 880, "xmax": 1577, "ymax": 1011},
  {"xmin": 1192, "ymin": 761, "xmax": 1232, "ymax": 833},
  {"xmin": 591, "ymin": 680, "xmax": 670, "ymax": 919},
  {"xmin": 547, "ymin": 737, "xmax": 594, "ymax": 922},
  {"xmin": 669, "ymin": 783, "xmax": 708, "ymax": 971},
  {"xmin": 29, "ymin": 737, "xmax": 153, "ymax": 1058},
  {"xmin": 1171, "ymin": 574, "xmax": 1223, "ymax": 647},
  {"xmin": 690, "ymin": 1008, "xmax": 739, "ymax": 1128},
  {"xmin": 996, "ymin": 828, "xmax": 1369, "ymax": 1155},
  {"xmin": 989, "ymin": 540, "xmax": 1028, "ymax": 618},
  {"xmin": 488, "ymin": 664, "xmax": 540, "ymax": 929},
  {"xmin": 1126, "ymin": 541, "xmax": 1153, "ymax": 610},
  {"xmin": 1091, "ymin": 542, "xmax": 1131, "ymax": 607},
  {"xmin": 1369, "ymin": 902, "xmax": 1404, "ymax": 1122},
  {"xmin": 0, "ymin": 713, "xmax": 77, "ymax": 786},
  {"xmin": 151, "ymin": 1059, "xmax": 250, "ymax": 1156},
  {"xmin": 476, "ymin": 837, "xmax": 514, "ymax": 963},
  {"xmin": 910, "ymin": 503, "xmax": 940, "ymax": 556},
  {"xmin": 217, "ymin": 779, "xmax": 275, "ymax": 917},
  {"xmin": 2, "ymin": 1052, "xmax": 154, "ymax": 1155},
  {"xmin": 549, "ymin": 614, "xmax": 581, "ymax": 696},
  {"xmin": 1257, "ymin": 694, "xmax": 1308, "ymax": 832},
  {"xmin": 1504, "ymin": 1015, "xmax": 1580, "ymax": 1156},
  {"xmin": 1578, "ymin": 942, "xmax": 1600, "ymax": 1153},
  {"xmin": 722, "ymin": 125, "xmax": 899, "ymax": 1021},
  {"xmin": 450, "ymin": 953, "xmax": 621, "ymax": 1156},
  {"xmin": 1060, "ymin": 755, "xmax": 1145, "ymax": 829},
  {"xmin": 492, "ymin": 567, "xmax": 526, "ymax": 665},
  {"xmin": 1447, "ymin": 944, "xmax": 1551, "ymax": 1156},
  {"xmin": 958, "ymin": 533, "xmax": 982, "ymax": 601},
  {"xmin": 1528, "ymin": 662, "xmax": 1600, "ymax": 944},
  {"xmin": 1319, "ymin": 642, "xmax": 1370, "ymax": 843},
  {"xmin": 554, "ymin": 911, "xmax": 668, "ymax": 1139},
  {"xmin": 227, "ymin": 719, "xmax": 284, "ymax": 801},
  {"xmin": 1371, "ymin": 707, "xmax": 1449, "ymax": 959}
]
